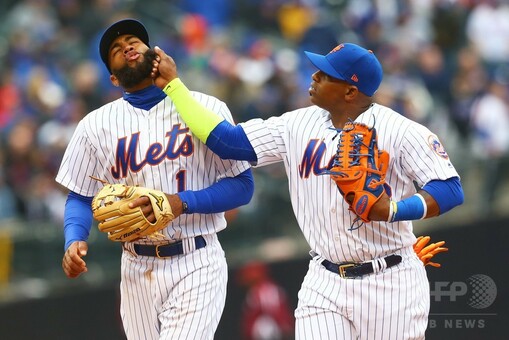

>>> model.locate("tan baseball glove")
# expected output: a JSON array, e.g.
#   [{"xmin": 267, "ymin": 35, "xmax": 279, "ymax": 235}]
[
  {"xmin": 92, "ymin": 182, "xmax": 174, "ymax": 242},
  {"xmin": 413, "ymin": 236, "xmax": 448, "ymax": 267},
  {"xmin": 328, "ymin": 121, "xmax": 390, "ymax": 224}
]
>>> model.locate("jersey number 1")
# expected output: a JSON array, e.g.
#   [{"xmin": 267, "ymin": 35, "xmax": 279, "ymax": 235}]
[{"xmin": 176, "ymin": 170, "xmax": 186, "ymax": 192}]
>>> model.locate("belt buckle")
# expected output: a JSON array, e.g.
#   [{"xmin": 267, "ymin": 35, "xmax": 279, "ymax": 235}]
[
  {"xmin": 155, "ymin": 244, "xmax": 170, "ymax": 259},
  {"xmin": 338, "ymin": 263, "xmax": 356, "ymax": 278}
]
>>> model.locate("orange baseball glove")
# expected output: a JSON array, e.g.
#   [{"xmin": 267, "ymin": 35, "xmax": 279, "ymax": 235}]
[{"xmin": 328, "ymin": 121, "xmax": 390, "ymax": 223}]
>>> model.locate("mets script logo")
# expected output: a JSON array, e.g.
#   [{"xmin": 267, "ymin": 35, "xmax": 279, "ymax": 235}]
[
  {"xmin": 111, "ymin": 124, "xmax": 194, "ymax": 179},
  {"xmin": 298, "ymin": 139, "xmax": 335, "ymax": 178},
  {"xmin": 428, "ymin": 135, "xmax": 449, "ymax": 160}
]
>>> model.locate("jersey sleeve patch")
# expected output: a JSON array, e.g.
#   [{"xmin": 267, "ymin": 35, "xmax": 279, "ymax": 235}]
[{"xmin": 428, "ymin": 135, "xmax": 449, "ymax": 160}]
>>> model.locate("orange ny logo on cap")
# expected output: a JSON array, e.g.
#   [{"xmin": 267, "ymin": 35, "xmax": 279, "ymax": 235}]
[{"xmin": 329, "ymin": 44, "xmax": 345, "ymax": 54}]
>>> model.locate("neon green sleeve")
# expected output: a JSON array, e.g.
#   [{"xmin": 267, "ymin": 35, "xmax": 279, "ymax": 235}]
[{"xmin": 163, "ymin": 78, "xmax": 224, "ymax": 143}]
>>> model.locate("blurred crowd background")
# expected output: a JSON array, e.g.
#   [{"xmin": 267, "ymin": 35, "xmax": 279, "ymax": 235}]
[{"xmin": 0, "ymin": 0, "xmax": 508, "ymax": 316}]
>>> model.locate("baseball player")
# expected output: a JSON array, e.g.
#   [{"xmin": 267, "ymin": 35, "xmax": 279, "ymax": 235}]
[
  {"xmin": 150, "ymin": 43, "xmax": 464, "ymax": 339},
  {"xmin": 55, "ymin": 19, "xmax": 254, "ymax": 340}
]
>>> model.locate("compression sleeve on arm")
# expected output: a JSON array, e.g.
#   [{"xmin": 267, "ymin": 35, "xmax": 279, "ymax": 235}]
[
  {"xmin": 163, "ymin": 78, "xmax": 223, "ymax": 143},
  {"xmin": 389, "ymin": 194, "xmax": 426, "ymax": 222},
  {"xmin": 388, "ymin": 177, "xmax": 464, "ymax": 222},
  {"xmin": 177, "ymin": 169, "xmax": 254, "ymax": 214},
  {"xmin": 164, "ymin": 78, "xmax": 258, "ymax": 162},
  {"xmin": 64, "ymin": 191, "xmax": 93, "ymax": 250},
  {"xmin": 207, "ymin": 121, "xmax": 257, "ymax": 162},
  {"xmin": 422, "ymin": 177, "xmax": 464, "ymax": 215}
]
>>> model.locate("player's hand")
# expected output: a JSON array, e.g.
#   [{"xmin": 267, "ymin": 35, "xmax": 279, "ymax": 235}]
[
  {"xmin": 367, "ymin": 191, "xmax": 391, "ymax": 221},
  {"xmin": 127, "ymin": 196, "xmax": 157, "ymax": 223},
  {"xmin": 151, "ymin": 46, "xmax": 178, "ymax": 89},
  {"xmin": 128, "ymin": 194, "xmax": 184, "ymax": 220},
  {"xmin": 62, "ymin": 241, "xmax": 88, "ymax": 278}
]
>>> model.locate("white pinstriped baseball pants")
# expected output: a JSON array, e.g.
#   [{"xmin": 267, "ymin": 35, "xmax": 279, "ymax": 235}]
[
  {"xmin": 295, "ymin": 247, "xmax": 430, "ymax": 340},
  {"xmin": 119, "ymin": 234, "xmax": 227, "ymax": 340}
]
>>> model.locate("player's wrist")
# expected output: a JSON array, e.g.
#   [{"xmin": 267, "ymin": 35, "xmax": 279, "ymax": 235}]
[
  {"xmin": 387, "ymin": 200, "xmax": 397, "ymax": 222},
  {"xmin": 162, "ymin": 78, "xmax": 184, "ymax": 96},
  {"xmin": 166, "ymin": 194, "xmax": 185, "ymax": 216},
  {"xmin": 176, "ymin": 191, "xmax": 196, "ymax": 214},
  {"xmin": 388, "ymin": 194, "xmax": 427, "ymax": 222}
]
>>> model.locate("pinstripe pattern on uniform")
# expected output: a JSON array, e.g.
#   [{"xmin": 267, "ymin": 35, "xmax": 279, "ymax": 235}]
[
  {"xmin": 56, "ymin": 91, "xmax": 248, "ymax": 339},
  {"xmin": 240, "ymin": 102, "xmax": 457, "ymax": 339},
  {"xmin": 56, "ymin": 92, "xmax": 250, "ymax": 242},
  {"xmin": 240, "ymin": 103, "xmax": 459, "ymax": 264},
  {"xmin": 295, "ymin": 247, "xmax": 429, "ymax": 340},
  {"xmin": 121, "ymin": 234, "xmax": 226, "ymax": 340}
]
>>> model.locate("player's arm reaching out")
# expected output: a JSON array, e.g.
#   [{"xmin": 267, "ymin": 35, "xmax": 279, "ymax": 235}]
[
  {"xmin": 151, "ymin": 46, "xmax": 256, "ymax": 160},
  {"xmin": 151, "ymin": 46, "xmax": 463, "ymax": 221},
  {"xmin": 151, "ymin": 46, "xmax": 461, "ymax": 267}
]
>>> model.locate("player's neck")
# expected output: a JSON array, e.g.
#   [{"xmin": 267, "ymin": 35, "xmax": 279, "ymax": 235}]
[
  {"xmin": 330, "ymin": 102, "xmax": 374, "ymax": 128},
  {"xmin": 123, "ymin": 78, "xmax": 154, "ymax": 93}
]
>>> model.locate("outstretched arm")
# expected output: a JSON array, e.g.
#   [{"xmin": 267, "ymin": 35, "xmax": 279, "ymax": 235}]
[
  {"xmin": 151, "ymin": 46, "xmax": 222, "ymax": 143},
  {"xmin": 151, "ymin": 46, "xmax": 257, "ymax": 162}
]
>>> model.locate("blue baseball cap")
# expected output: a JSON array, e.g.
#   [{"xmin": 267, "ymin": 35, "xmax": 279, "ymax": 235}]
[
  {"xmin": 304, "ymin": 43, "xmax": 383, "ymax": 97},
  {"xmin": 99, "ymin": 18, "xmax": 150, "ymax": 74}
]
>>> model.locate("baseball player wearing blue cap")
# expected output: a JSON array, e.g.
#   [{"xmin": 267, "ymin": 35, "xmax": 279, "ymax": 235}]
[
  {"xmin": 150, "ymin": 42, "xmax": 464, "ymax": 339},
  {"xmin": 56, "ymin": 18, "xmax": 254, "ymax": 339}
]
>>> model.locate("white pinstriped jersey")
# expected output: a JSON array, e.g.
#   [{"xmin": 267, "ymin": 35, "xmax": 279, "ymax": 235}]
[
  {"xmin": 241, "ymin": 103, "xmax": 459, "ymax": 263},
  {"xmin": 56, "ymin": 91, "xmax": 251, "ymax": 244}
]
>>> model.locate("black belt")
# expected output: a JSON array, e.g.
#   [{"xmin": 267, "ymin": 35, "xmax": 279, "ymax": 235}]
[
  {"xmin": 133, "ymin": 236, "xmax": 206, "ymax": 258},
  {"xmin": 321, "ymin": 254, "xmax": 402, "ymax": 278}
]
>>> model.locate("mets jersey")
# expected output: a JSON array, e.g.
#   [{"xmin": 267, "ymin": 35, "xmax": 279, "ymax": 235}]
[
  {"xmin": 240, "ymin": 103, "xmax": 459, "ymax": 263},
  {"xmin": 56, "ymin": 91, "xmax": 251, "ymax": 244}
]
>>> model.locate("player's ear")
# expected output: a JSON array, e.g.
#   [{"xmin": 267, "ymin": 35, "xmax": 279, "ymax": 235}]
[
  {"xmin": 110, "ymin": 74, "xmax": 120, "ymax": 87},
  {"xmin": 345, "ymin": 84, "xmax": 359, "ymax": 100}
]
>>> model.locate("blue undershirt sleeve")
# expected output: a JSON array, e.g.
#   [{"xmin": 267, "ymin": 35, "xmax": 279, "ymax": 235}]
[
  {"xmin": 64, "ymin": 191, "xmax": 93, "ymax": 250},
  {"xmin": 206, "ymin": 120, "xmax": 258, "ymax": 162},
  {"xmin": 177, "ymin": 169, "xmax": 254, "ymax": 214},
  {"xmin": 422, "ymin": 177, "xmax": 464, "ymax": 215}
]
